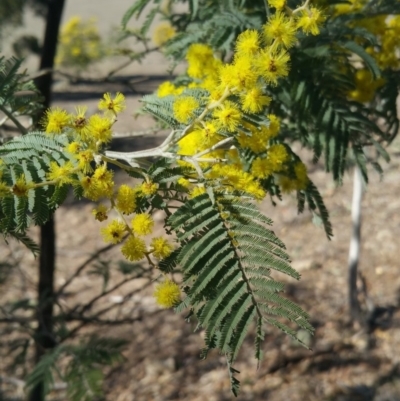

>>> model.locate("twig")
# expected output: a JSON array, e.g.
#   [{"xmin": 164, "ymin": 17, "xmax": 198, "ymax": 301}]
[
  {"xmin": 0, "ymin": 105, "xmax": 28, "ymax": 135},
  {"xmin": 112, "ymin": 127, "xmax": 165, "ymax": 138},
  {"xmin": 55, "ymin": 242, "xmax": 119, "ymax": 297},
  {"xmin": 72, "ymin": 271, "xmax": 150, "ymax": 316},
  {"xmin": 61, "ymin": 280, "xmax": 156, "ymax": 341}
]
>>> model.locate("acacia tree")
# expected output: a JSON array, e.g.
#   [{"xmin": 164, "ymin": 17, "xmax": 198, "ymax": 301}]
[
  {"xmin": 125, "ymin": 0, "xmax": 400, "ymax": 326},
  {"xmin": 0, "ymin": 0, "xmax": 399, "ymax": 399}
]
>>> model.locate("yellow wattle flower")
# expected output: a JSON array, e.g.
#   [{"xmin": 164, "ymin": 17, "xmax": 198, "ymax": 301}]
[
  {"xmin": 173, "ymin": 96, "xmax": 199, "ymax": 124},
  {"xmin": 152, "ymin": 22, "xmax": 176, "ymax": 47},
  {"xmin": 11, "ymin": 175, "xmax": 33, "ymax": 197},
  {"xmin": 98, "ymin": 92, "xmax": 126, "ymax": 116},
  {"xmin": 92, "ymin": 204, "xmax": 109, "ymax": 222},
  {"xmin": 151, "ymin": 237, "xmax": 174, "ymax": 259},
  {"xmin": 101, "ymin": 219, "xmax": 126, "ymax": 244},
  {"xmin": 115, "ymin": 184, "xmax": 137, "ymax": 215},
  {"xmin": 43, "ymin": 107, "xmax": 70, "ymax": 134},
  {"xmin": 121, "ymin": 235, "xmax": 147, "ymax": 261},
  {"xmin": 235, "ymin": 30, "xmax": 260, "ymax": 57},
  {"xmin": 131, "ymin": 213, "xmax": 154, "ymax": 236},
  {"xmin": 153, "ymin": 280, "xmax": 181, "ymax": 308}
]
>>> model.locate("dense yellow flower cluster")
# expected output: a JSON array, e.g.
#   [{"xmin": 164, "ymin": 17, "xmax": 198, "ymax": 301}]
[
  {"xmin": 154, "ymin": 5, "xmax": 324, "ymax": 200},
  {"xmin": 0, "ymin": 92, "xmax": 175, "ymax": 288},
  {"xmin": 153, "ymin": 279, "xmax": 181, "ymax": 308},
  {"xmin": 56, "ymin": 16, "xmax": 105, "ymax": 68},
  {"xmin": 327, "ymin": 0, "xmax": 400, "ymax": 102},
  {"xmin": 152, "ymin": 22, "xmax": 176, "ymax": 47},
  {"xmin": 348, "ymin": 69, "xmax": 385, "ymax": 103}
]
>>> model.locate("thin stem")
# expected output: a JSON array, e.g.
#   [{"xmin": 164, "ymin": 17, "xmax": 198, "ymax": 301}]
[
  {"xmin": 101, "ymin": 155, "xmax": 145, "ymax": 175},
  {"xmin": 193, "ymin": 137, "xmax": 233, "ymax": 158},
  {"xmin": 264, "ymin": 0, "xmax": 271, "ymax": 18},
  {"xmin": 55, "ymin": 242, "xmax": 118, "ymax": 297},
  {"xmin": 0, "ymin": 105, "xmax": 28, "ymax": 135},
  {"xmin": 292, "ymin": 0, "xmax": 310, "ymax": 14}
]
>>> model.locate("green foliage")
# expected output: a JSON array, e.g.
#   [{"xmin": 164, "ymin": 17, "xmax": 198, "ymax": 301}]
[
  {"xmin": 25, "ymin": 337, "xmax": 126, "ymax": 401},
  {"xmin": 166, "ymin": 192, "xmax": 312, "ymax": 387},
  {"xmin": 125, "ymin": 0, "xmax": 400, "ymax": 184},
  {"xmin": 141, "ymin": 89, "xmax": 209, "ymax": 128},
  {"xmin": 0, "ymin": 56, "xmax": 43, "ymax": 136},
  {"xmin": 122, "ymin": 0, "xmax": 263, "ymax": 59},
  {"xmin": 0, "ymin": 133, "xmax": 73, "ymax": 234},
  {"xmin": 271, "ymin": 27, "xmax": 395, "ymax": 183}
]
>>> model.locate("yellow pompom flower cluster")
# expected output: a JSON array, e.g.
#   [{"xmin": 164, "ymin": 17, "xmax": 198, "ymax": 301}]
[
  {"xmin": 92, "ymin": 204, "xmax": 109, "ymax": 222},
  {"xmin": 132, "ymin": 213, "xmax": 154, "ymax": 236},
  {"xmin": 263, "ymin": 12, "xmax": 297, "ymax": 48},
  {"xmin": 213, "ymin": 101, "xmax": 242, "ymax": 132},
  {"xmin": 11, "ymin": 175, "xmax": 34, "ymax": 197},
  {"xmin": 189, "ymin": 185, "xmax": 207, "ymax": 199},
  {"xmin": 121, "ymin": 236, "xmax": 147, "ymax": 261},
  {"xmin": 153, "ymin": 279, "xmax": 181, "ymax": 308},
  {"xmin": 81, "ymin": 164, "xmax": 114, "ymax": 201},
  {"xmin": 87, "ymin": 114, "xmax": 113, "ymax": 144},
  {"xmin": 162, "ymin": 6, "xmax": 321, "ymax": 198},
  {"xmin": 330, "ymin": 1, "xmax": 400, "ymax": 71},
  {"xmin": 151, "ymin": 237, "xmax": 174, "ymax": 259},
  {"xmin": 98, "ymin": 92, "xmax": 126, "ymax": 117},
  {"xmin": 186, "ymin": 43, "xmax": 222, "ymax": 83},
  {"xmin": 235, "ymin": 30, "xmax": 260, "ymax": 57},
  {"xmin": 240, "ymin": 87, "xmax": 271, "ymax": 114},
  {"xmin": 140, "ymin": 181, "xmax": 159, "ymax": 196},
  {"xmin": 279, "ymin": 162, "xmax": 309, "ymax": 192},
  {"xmin": 365, "ymin": 16, "xmax": 400, "ymax": 70},
  {"xmin": 173, "ymin": 96, "xmax": 199, "ymax": 123},
  {"xmin": 348, "ymin": 69, "xmax": 385, "ymax": 103},
  {"xmin": 152, "ymin": 22, "xmax": 176, "ymax": 47},
  {"xmin": 207, "ymin": 165, "xmax": 266, "ymax": 200},
  {"xmin": 295, "ymin": 7, "xmax": 325, "ymax": 36},
  {"xmin": 40, "ymin": 93, "xmax": 127, "ymax": 201},
  {"xmin": 2, "ymin": 93, "xmax": 129, "ymax": 203},
  {"xmin": 237, "ymin": 115, "xmax": 280, "ymax": 153},
  {"xmin": 177, "ymin": 121, "xmax": 224, "ymax": 164},
  {"xmin": 43, "ymin": 107, "xmax": 70, "ymax": 134},
  {"xmin": 251, "ymin": 144, "xmax": 289, "ymax": 179},
  {"xmin": 157, "ymin": 81, "xmax": 184, "ymax": 97},
  {"xmin": 115, "ymin": 185, "xmax": 137, "ymax": 214},
  {"xmin": 101, "ymin": 219, "xmax": 126, "ymax": 244},
  {"xmin": 56, "ymin": 16, "xmax": 105, "ymax": 69}
]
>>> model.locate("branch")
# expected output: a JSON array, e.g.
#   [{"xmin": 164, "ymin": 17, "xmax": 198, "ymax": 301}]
[
  {"xmin": 55, "ymin": 242, "xmax": 119, "ymax": 297},
  {"xmin": 106, "ymin": 127, "xmax": 178, "ymax": 162},
  {"xmin": 72, "ymin": 270, "xmax": 150, "ymax": 316},
  {"xmin": 60, "ymin": 280, "xmax": 156, "ymax": 341},
  {"xmin": 112, "ymin": 127, "xmax": 165, "ymax": 138},
  {"xmin": 0, "ymin": 105, "xmax": 28, "ymax": 135},
  {"xmin": 193, "ymin": 137, "xmax": 234, "ymax": 158}
]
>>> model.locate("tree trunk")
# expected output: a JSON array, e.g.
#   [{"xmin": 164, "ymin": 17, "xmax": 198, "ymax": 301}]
[
  {"xmin": 30, "ymin": 1, "xmax": 65, "ymax": 400},
  {"xmin": 348, "ymin": 166, "xmax": 363, "ymax": 324}
]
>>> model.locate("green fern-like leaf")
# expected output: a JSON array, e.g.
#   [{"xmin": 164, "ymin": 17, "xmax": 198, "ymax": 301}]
[
  {"xmin": 0, "ymin": 56, "xmax": 43, "ymax": 135},
  {"xmin": 0, "ymin": 132, "xmax": 75, "ymax": 234},
  {"xmin": 301, "ymin": 179, "xmax": 333, "ymax": 239},
  {"xmin": 2, "ymin": 230, "xmax": 40, "ymax": 256},
  {"xmin": 25, "ymin": 346, "xmax": 66, "ymax": 398},
  {"xmin": 168, "ymin": 192, "xmax": 312, "ymax": 394}
]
